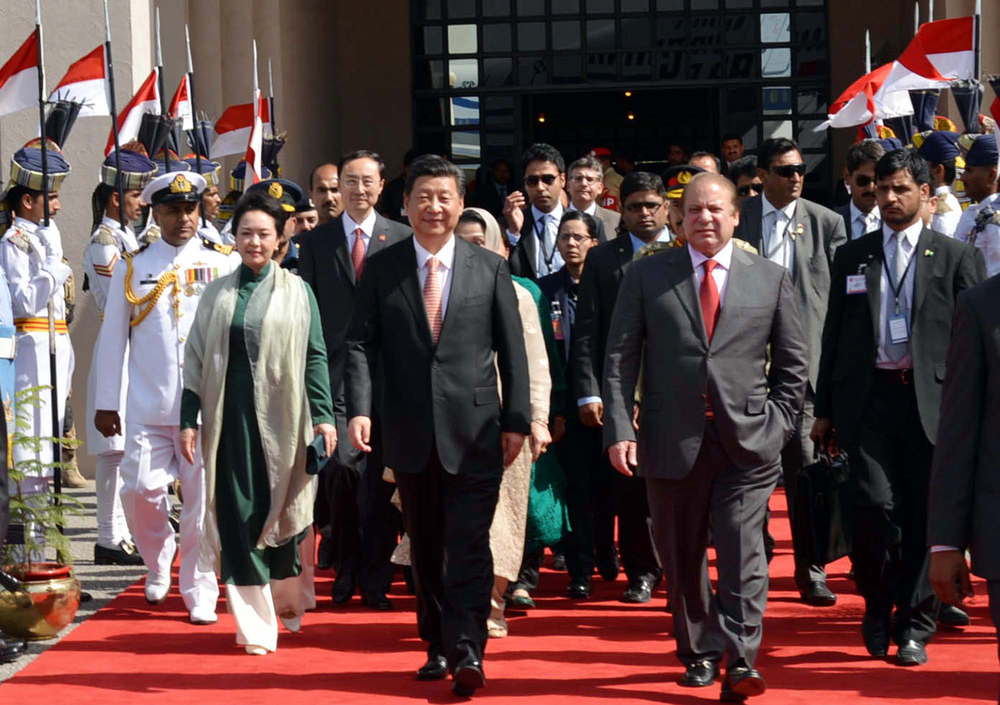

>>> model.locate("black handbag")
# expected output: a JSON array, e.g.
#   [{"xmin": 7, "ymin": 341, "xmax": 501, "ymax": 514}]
[
  {"xmin": 305, "ymin": 434, "xmax": 332, "ymax": 476},
  {"xmin": 794, "ymin": 449, "xmax": 854, "ymax": 566}
]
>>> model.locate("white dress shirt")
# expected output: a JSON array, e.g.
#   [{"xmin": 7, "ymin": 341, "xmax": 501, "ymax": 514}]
[
  {"xmin": 930, "ymin": 186, "xmax": 962, "ymax": 238},
  {"xmin": 689, "ymin": 239, "xmax": 735, "ymax": 307},
  {"xmin": 849, "ymin": 201, "xmax": 881, "ymax": 241},
  {"xmin": 876, "ymin": 220, "xmax": 921, "ymax": 369},
  {"xmin": 344, "ymin": 209, "xmax": 377, "ymax": 256},
  {"xmin": 761, "ymin": 194, "xmax": 797, "ymax": 273},
  {"xmin": 414, "ymin": 235, "xmax": 457, "ymax": 319},
  {"xmin": 568, "ymin": 201, "xmax": 597, "ymax": 216}
]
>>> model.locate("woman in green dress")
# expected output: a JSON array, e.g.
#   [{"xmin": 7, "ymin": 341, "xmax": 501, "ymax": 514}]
[{"xmin": 179, "ymin": 190, "xmax": 337, "ymax": 655}]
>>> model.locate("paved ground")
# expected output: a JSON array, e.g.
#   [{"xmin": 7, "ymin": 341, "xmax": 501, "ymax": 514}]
[{"xmin": 0, "ymin": 484, "xmax": 145, "ymax": 682}]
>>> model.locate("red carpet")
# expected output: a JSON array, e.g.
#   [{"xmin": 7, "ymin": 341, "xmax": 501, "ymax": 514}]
[{"xmin": 2, "ymin": 491, "xmax": 996, "ymax": 704}]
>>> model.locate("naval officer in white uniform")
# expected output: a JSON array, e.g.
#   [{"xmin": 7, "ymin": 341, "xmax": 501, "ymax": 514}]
[{"xmin": 95, "ymin": 170, "xmax": 238, "ymax": 624}]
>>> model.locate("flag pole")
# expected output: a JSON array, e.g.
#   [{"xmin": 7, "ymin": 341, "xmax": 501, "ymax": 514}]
[
  {"xmin": 267, "ymin": 58, "xmax": 276, "ymax": 136},
  {"xmin": 103, "ymin": 0, "xmax": 126, "ymax": 231},
  {"xmin": 928, "ymin": 0, "xmax": 934, "ymax": 20},
  {"xmin": 974, "ymin": 0, "xmax": 981, "ymax": 81},
  {"xmin": 185, "ymin": 25, "xmax": 206, "ymax": 227},
  {"xmin": 155, "ymin": 7, "xmax": 171, "ymax": 172},
  {"xmin": 913, "ymin": 2, "xmax": 919, "ymax": 36},
  {"xmin": 865, "ymin": 29, "xmax": 871, "ymax": 74},
  {"xmin": 36, "ymin": 0, "xmax": 65, "ymax": 545}
]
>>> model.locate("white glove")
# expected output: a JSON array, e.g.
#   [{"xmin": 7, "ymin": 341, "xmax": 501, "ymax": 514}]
[{"xmin": 36, "ymin": 222, "xmax": 63, "ymax": 260}]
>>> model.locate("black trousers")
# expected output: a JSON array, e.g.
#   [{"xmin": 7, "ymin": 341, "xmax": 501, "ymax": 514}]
[
  {"xmin": 847, "ymin": 374, "xmax": 938, "ymax": 645},
  {"xmin": 561, "ymin": 418, "xmax": 615, "ymax": 582},
  {"xmin": 779, "ymin": 393, "xmax": 826, "ymax": 589},
  {"xmin": 325, "ymin": 413, "xmax": 399, "ymax": 593},
  {"xmin": 614, "ymin": 457, "xmax": 661, "ymax": 585},
  {"xmin": 395, "ymin": 450, "xmax": 502, "ymax": 669}
]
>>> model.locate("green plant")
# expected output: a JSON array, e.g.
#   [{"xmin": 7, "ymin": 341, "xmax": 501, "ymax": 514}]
[{"xmin": 2, "ymin": 386, "xmax": 83, "ymax": 572}]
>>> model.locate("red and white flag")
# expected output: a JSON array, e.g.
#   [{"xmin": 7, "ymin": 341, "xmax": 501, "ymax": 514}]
[
  {"xmin": 104, "ymin": 68, "xmax": 160, "ymax": 156},
  {"xmin": 50, "ymin": 45, "xmax": 110, "ymax": 117},
  {"xmin": 210, "ymin": 98, "xmax": 270, "ymax": 159},
  {"xmin": 168, "ymin": 73, "xmax": 193, "ymax": 131},
  {"xmin": 0, "ymin": 32, "xmax": 39, "ymax": 117},
  {"xmin": 818, "ymin": 17, "xmax": 976, "ymax": 131},
  {"xmin": 242, "ymin": 90, "xmax": 266, "ymax": 185}
]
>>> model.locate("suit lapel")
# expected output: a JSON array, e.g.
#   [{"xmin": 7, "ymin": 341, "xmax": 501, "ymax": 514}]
[
  {"xmin": 523, "ymin": 210, "xmax": 538, "ymax": 278},
  {"xmin": 864, "ymin": 238, "xmax": 882, "ymax": 338},
  {"xmin": 367, "ymin": 214, "xmax": 394, "ymax": 259},
  {"xmin": 329, "ymin": 216, "xmax": 356, "ymax": 285},
  {"xmin": 615, "ymin": 235, "xmax": 633, "ymax": 278},
  {"xmin": 790, "ymin": 201, "xmax": 811, "ymax": 284},
  {"xmin": 712, "ymin": 246, "xmax": 754, "ymax": 349},
  {"xmin": 912, "ymin": 227, "xmax": 934, "ymax": 317},
  {"xmin": 392, "ymin": 236, "xmax": 434, "ymax": 349},
  {"xmin": 438, "ymin": 238, "xmax": 472, "ymax": 344},
  {"xmin": 662, "ymin": 246, "xmax": 705, "ymax": 345}
]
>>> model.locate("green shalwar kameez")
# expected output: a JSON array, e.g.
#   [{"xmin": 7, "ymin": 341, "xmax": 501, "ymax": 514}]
[{"xmin": 181, "ymin": 262, "xmax": 335, "ymax": 587}]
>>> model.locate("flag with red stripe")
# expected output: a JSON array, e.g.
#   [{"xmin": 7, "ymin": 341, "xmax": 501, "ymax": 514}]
[
  {"xmin": 168, "ymin": 74, "xmax": 193, "ymax": 131},
  {"xmin": 0, "ymin": 32, "xmax": 39, "ymax": 117},
  {"xmin": 243, "ymin": 89, "xmax": 266, "ymax": 186},
  {"xmin": 50, "ymin": 45, "xmax": 110, "ymax": 117},
  {"xmin": 210, "ymin": 99, "xmax": 271, "ymax": 159},
  {"xmin": 104, "ymin": 68, "xmax": 160, "ymax": 156}
]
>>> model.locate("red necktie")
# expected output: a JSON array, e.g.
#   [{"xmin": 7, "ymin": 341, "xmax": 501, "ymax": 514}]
[
  {"xmin": 424, "ymin": 256, "xmax": 443, "ymax": 344},
  {"xmin": 700, "ymin": 259, "xmax": 720, "ymax": 342},
  {"xmin": 351, "ymin": 227, "xmax": 366, "ymax": 281},
  {"xmin": 700, "ymin": 260, "xmax": 720, "ymax": 419}
]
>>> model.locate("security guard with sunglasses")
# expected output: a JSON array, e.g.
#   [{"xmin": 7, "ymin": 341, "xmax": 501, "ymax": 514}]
[{"xmin": 734, "ymin": 137, "xmax": 848, "ymax": 608}]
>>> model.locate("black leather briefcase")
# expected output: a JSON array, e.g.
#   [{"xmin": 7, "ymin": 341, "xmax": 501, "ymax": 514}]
[{"xmin": 794, "ymin": 450, "xmax": 854, "ymax": 566}]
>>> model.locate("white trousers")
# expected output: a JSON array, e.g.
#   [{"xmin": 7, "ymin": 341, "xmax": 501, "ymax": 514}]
[
  {"xmin": 120, "ymin": 423, "xmax": 218, "ymax": 612},
  {"xmin": 95, "ymin": 450, "xmax": 132, "ymax": 548},
  {"xmin": 228, "ymin": 570, "xmax": 307, "ymax": 653}
]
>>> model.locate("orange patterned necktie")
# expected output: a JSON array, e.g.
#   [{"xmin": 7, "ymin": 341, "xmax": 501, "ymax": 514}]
[{"xmin": 423, "ymin": 255, "xmax": 443, "ymax": 344}]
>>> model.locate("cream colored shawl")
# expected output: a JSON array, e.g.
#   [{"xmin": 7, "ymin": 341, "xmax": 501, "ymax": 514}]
[{"xmin": 184, "ymin": 263, "xmax": 317, "ymax": 573}]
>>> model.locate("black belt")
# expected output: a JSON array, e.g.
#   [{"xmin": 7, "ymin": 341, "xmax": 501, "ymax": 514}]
[{"xmin": 874, "ymin": 368, "xmax": 913, "ymax": 385}]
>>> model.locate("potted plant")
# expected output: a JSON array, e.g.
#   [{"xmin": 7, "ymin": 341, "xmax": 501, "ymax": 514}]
[{"xmin": 0, "ymin": 386, "xmax": 83, "ymax": 640}]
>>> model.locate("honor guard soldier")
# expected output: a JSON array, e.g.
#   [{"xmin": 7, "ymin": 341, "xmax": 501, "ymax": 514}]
[
  {"xmin": 183, "ymin": 154, "xmax": 224, "ymax": 245},
  {"xmin": 218, "ymin": 161, "xmax": 272, "ymax": 243},
  {"xmin": 94, "ymin": 170, "xmax": 238, "ymax": 624},
  {"xmin": 0, "ymin": 139, "xmax": 74, "ymax": 553},
  {"xmin": 954, "ymin": 133, "xmax": 999, "ymax": 245},
  {"xmin": 84, "ymin": 148, "xmax": 157, "ymax": 566},
  {"xmin": 912, "ymin": 130, "xmax": 963, "ymax": 238}
]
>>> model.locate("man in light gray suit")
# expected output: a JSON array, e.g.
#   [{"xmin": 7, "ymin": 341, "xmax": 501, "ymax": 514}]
[
  {"xmin": 928, "ymin": 274, "xmax": 1000, "ymax": 691},
  {"xmin": 733, "ymin": 137, "xmax": 848, "ymax": 606},
  {"xmin": 566, "ymin": 155, "xmax": 621, "ymax": 242},
  {"xmin": 603, "ymin": 173, "xmax": 808, "ymax": 701}
]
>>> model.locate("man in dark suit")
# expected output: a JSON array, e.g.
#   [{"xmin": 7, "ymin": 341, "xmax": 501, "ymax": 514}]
[
  {"xmin": 538, "ymin": 210, "xmax": 606, "ymax": 599},
  {"xmin": 835, "ymin": 139, "xmax": 885, "ymax": 241},
  {"xmin": 573, "ymin": 171, "xmax": 672, "ymax": 603},
  {"xmin": 472, "ymin": 158, "xmax": 514, "ymax": 222},
  {"xmin": 566, "ymin": 155, "xmax": 621, "ymax": 243},
  {"xmin": 928, "ymin": 274, "xmax": 1000, "ymax": 691},
  {"xmin": 604, "ymin": 173, "xmax": 808, "ymax": 700},
  {"xmin": 377, "ymin": 148, "xmax": 416, "ymax": 225},
  {"xmin": 734, "ymin": 137, "xmax": 848, "ymax": 606},
  {"xmin": 298, "ymin": 149, "xmax": 412, "ymax": 610},
  {"xmin": 812, "ymin": 148, "xmax": 985, "ymax": 666},
  {"xmin": 504, "ymin": 143, "xmax": 567, "ymax": 280},
  {"xmin": 346, "ymin": 155, "xmax": 530, "ymax": 698}
]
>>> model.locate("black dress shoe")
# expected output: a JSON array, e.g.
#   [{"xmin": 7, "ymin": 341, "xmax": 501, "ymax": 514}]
[
  {"xmin": 360, "ymin": 591, "xmax": 392, "ymax": 610},
  {"xmin": 622, "ymin": 576, "xmax": 654, "ymax": 603},
  {"xmin": 566, "ymin": 578, "xmax": 592, "ymax": 599},
  {"xmin": 94, "ymin": 541, "xmax": 144, "ymax": 566},
  {"xmin": 939, "ymin": 604, "xmax": 970, "ymax": 628},
  {"xmin": 896, "ymin": 640, "xmax": 928, "ymax": 666},
  {"xmin": 331, "ymin": 572, "xmax": 356, "ymax": 604},
  {"xmin": 800, "ymin": 581, "xmax": 837, "ymax": 607},
  {"xmin": 861, "ymin": 614, "xmax": 890, "ymax": 658},
  {"xmin": 720, "ymin": 661, "xmax": 766, "ymax": 702},
  {"xmin": 452, "ymin": 658, "xmax": 486, "ymax": 697},
  {"xmin": 551, "ymin": 553, "xmax": 567, "ymax": 571},
  {"xmin": 416, "ymin": 652, "xmax": 448, "ymax": 681},
  {"xmin": 596, "ymin": 550, "xmax": 620, "ymax": 582},
  {"xmin": 0, "ymin": 636, "xmax": 25, "ymax": 664},
  {"xmin": 316, "ymin": 537, "xmax": 334, "ymax": 571},
  {"xmin": 679, "ymin": 660, "xmax": 719, "ymax": 687}
]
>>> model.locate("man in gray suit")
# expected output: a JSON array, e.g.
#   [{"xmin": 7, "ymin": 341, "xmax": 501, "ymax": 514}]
[
  {"xmin": 928, "ymin": 274, "xmax": 1000, "ymax": 685},
  {"xmin": 603, "ymin": 173, "xmax": 808, "ymax": 701},
  {"xmin": 734, "ymin": 137, "xmax": 847, "ymax": 606},
  {"xmin": 566, "ymin": 155, "xmax": 621, "ymax": 242}
]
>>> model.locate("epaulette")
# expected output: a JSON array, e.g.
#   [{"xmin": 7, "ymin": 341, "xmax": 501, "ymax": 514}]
[
  {"xmin": 934, "ymin": 199, "xmax": 952, "ymax": 215},
  {"xmin": 122, "ymin": 242, "xmax": 150, "ymax": 261},
  {"xmin": 202, "ymin": 236, "xmax": 234, "ymax": 255},
  {"xmin": 733, "ymin": 238, "xmax": 759, "ymax": 255},
  {"xmin": 140, "ymin": 225, "xmax": 161, "ymax": 244},
  {"xmin": 93, "ymin": 223, "xmax": 116, "ymax": 246},
  {"xmin": 3, "ymin": 226, "xmax": 31, "ymax": 252},
  {"xmin": 632, "ymin": 240, "xmax": 676, "ymax": 262}
]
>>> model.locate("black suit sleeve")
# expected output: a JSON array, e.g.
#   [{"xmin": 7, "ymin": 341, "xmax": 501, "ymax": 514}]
[
  {"xmin": 814, "ymin": 246, "xmax": 849, "ymax": 419},
  {"xmin": 767, "ymin": 268, "xmax": 809, "ymax": 436},
  {"xmin": 493, "ymin": 258, "xmax": 532, "ymax": 434},
  {"xmin": 344, "ymin": 253, "xmax": 379, "ymax": 420},
  {"xmin": 955, "ymin": 244, "xmax": 987, "ymax": 295},
  {"xmin": 298, "ymin": 231, "xmax": 316, "ymax": 292},
  {"xmin": 600, "ymin": 262, "xmax": 645, "ymax": 448},
  {"xmin": 927, "ymin": 289, "xmax": 984, "ymax": 549},
  {"xmin": 572, "ymin": 247, "xmax": 602, "ymax": 401}
]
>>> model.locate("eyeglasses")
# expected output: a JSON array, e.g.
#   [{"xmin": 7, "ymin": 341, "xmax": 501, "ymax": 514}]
[
  {"xmin": 737, "ymin": 183, "xmax": 763, "ymax": 197},
  {"xmin": 557, "ymin": 232, "xmax": 595, "ymax": 244},
  {"xmin": 525, "ymin": 174, "xmax": 559, "ymax": 187},
  {"xmin": 770, "ymin": 163, "xmax": 807, "ymax": 179},
  {"xmin": 853, "ymin": 174, "xmax": 874, "ymax": 187},
  {"xmin": 624, "ymin": 201, "xmax": 664, "ymax": 213},
  {"xmin": 342, "ymin": 177, "xmax": 379, "ymax": 189},
  {"xmin": 569, "ymin": 174, "xmax": 600, "ymax": 184}
]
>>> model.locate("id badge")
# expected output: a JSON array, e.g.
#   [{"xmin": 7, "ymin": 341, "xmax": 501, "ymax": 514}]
[
  {"xmin": 888, "ymin": 314, "xmax": 909, "ymax": 344},
  {"xmin": 846, "ymin": 274, "xmax": 867, "ymax": 294}
]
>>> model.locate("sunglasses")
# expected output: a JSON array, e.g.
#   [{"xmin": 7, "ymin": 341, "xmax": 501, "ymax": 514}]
[
  {"xmin": 770, "ymin": 163, "xmax": 807, "ymax": 178},
  {"xmin": 737, "ymin": 183, "xmax": 763, "ymax": 197},
  {"xmin": 525, "ymin": 174, "xmax": 559, "ymax": 187},
  {"xmin": 853, "ymin": 174, "xmax": 874, "ymax": 187},
  {"xmin": 624, "ymin": 201, "xmax": 664, "ymax": 213}
]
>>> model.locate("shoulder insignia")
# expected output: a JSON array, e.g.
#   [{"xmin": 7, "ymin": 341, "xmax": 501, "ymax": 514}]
[
  {"xmin": 94, "ymin": 224, "xmax": 117, "ymax": 246},
  {"xmin": 202, "ymin": 236, "xmax": 234, "ymax": 255},
  {"xmin": 934, "ymin": 199, "xmax": 952, "ymax": 215},
  {"xmin": 632, "ymin": 240, "xmax": 675, "ymax": 262},
  {"xmin": 122, "ymin": 242, "xmax": 150, "ymax": 262},
  {"xmin": 140, "ymin": 225, "xmax": 161, "ymax": 244},
  {"xmin": 734, "ymin": 238, "xmax": 759, "ymax": 255},
  {"xmin": 4, "ymin": 227, "xmax": 31, "ymax": 252}
]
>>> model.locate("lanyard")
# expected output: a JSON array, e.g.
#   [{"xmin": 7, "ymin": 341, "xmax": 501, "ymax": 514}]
[
  {"xmin": 882, "ymin": 239, "xmax": 915, "ymax": 315},
  {"xmin": 535, "ymin": 216, "xmax": 558, "ymax": 272}
]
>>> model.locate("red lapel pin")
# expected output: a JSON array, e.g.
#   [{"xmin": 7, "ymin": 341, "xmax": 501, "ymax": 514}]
[{"xmin": 379, "ymin": 233, "xmax": 387, "ymax": 241}]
